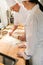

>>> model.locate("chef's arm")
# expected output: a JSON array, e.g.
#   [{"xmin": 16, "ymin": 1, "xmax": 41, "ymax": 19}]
[{"xmin": 9, "ymin": 25, "xmax": 18, "ymax": 36}]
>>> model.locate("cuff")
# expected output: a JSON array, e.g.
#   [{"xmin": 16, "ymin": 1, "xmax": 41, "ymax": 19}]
[{"xmin": 24, "ymin": 52, "xmax": 32, "ymax": 60}]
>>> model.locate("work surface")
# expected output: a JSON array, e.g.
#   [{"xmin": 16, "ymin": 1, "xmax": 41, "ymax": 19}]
[{"xmin": 0, "ymin": 34, "xmax": 26, "ymax": 65}]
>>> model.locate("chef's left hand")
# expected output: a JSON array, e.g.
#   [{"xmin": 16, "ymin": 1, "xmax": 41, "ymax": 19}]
[{"xmin": 17, "ymin": 52, "xmax": 24, "ymax": 58}]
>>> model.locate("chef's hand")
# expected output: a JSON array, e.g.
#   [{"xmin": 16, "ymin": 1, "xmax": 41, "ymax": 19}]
[
  {"xmin": 17, "ymin": 52, "xmax": 31, "ymax": 60},
  {"xmin": 18, "ymin": 35, "xmax": 26, "ymax": 41},
  {"xmin": 17, "ymin": 52, "xmax": 25, "ymax": 58},
  {"xmin": 18, "ymin": 44, "xmax": 26, "ymax": 48}
]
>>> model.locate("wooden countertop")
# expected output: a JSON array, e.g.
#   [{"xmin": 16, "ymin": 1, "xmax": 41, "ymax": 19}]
[
  {"xmin": 0, "ymin": 63, "xmax": 4, "ymax": 65},
  {"xmin": 0, "ymin": 35, "xmax": 26, "ymax": 65}
]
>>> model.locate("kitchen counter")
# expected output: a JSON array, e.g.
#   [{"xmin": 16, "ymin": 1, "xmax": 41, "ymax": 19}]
[
  {"xmin": 0, "ymin": 35, "xmax": 26, "ymax": 65},
  {"xmin": 0, "ymin": 25, "xmax": 26, "ymax": 65}
]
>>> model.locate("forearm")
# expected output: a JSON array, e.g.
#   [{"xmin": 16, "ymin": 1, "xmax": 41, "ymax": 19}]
[
  {"xmin": 11, "ymin": 25, "xmax": 18, "ymax": 33},
  {"xmin": 9, "ymin": 25, "xmax": 18, "ymax": 36}
]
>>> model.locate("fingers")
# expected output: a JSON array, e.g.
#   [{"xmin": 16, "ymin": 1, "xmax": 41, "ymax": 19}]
[{"xmin": 18, "ymin": 44, "xmax": 26, "ymax": 48}]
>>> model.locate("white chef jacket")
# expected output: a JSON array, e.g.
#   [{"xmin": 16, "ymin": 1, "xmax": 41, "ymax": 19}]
[
  {"xmin": 25, "ymin": 4, "xmax": 43, "ymax": 56},
  {"xmin": 14, "ymin": 4, "xmax": 29, "ymax": 25},
  {"xmin": 24, "ymin": 4, "xmax": 43, "ymax": 65}
]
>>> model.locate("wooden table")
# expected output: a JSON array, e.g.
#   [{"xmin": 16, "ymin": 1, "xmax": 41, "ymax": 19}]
[
  {"xmin": 0, "ymin": 38, "xmax": 26, "ymax": 65},
  {"xmin": 0, "ymin": 63, "xmax": 4, "ymax": 65},
  {"xmin": 8, "ymin": 45, "xmax": 25, "ymax": 65}
]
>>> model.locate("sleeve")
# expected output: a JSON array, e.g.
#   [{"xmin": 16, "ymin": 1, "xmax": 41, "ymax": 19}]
[
  {"xmin": 25, "ymin": 14, "xmax": 38, "ymax": 56},
  {"xmin": 14, "ymin": 13, "xmax": 19, "ymax": 25}
]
